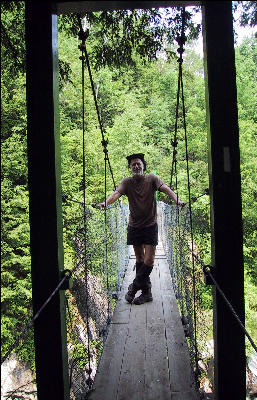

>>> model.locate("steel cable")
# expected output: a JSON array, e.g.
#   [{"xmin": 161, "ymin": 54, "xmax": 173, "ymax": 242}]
[
  {"xmin": 203, "ymin": 266, "xmax": 257, "ymax": 353},
  {"xmin": 78, "ymin": 27, "xmax": 93, "ymax": 386}
]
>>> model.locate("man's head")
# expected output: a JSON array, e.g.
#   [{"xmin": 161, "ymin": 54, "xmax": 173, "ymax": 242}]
[{"xmin": 126, "ymin": 153, "xmax": 146, "ymax": 176}]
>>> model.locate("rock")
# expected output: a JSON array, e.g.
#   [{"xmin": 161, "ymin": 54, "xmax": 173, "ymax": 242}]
[{"xmin": 1, "ymin": 353, "xmax": 37, "ymax": 399}]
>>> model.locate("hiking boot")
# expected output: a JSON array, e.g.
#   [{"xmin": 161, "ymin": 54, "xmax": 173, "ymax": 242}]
[
  {"xmin": 133, "ymin": 285, "xmax": 153, "ymax": 305},
  {"xmin": 133, "ymin": 290, "xmax": 153, "ymax": 305},
  {"xmin": 125, "ymin": 263, "xmax": 153, "ymax": 304},
  {"xmin": 125, "ymin": 262, "xmax": 144, "ymax": 303},
  {"xmin": 125, "ymin": 282, "xmax": 139, "ymax": 303}
]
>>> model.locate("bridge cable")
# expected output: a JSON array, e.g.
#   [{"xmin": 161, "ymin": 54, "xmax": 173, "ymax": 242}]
[
  {"xmin": 78, "ymin": 18, "xmax": 112, "ymax": 329},
  {"xmin": 198, "ymin": 264, "xmax": 257, "ymax": 353},
  {"xmin": 169, "ymin": 10, "xmax": 184, "ymax": 316},
  {"xmin": 1, "ymin": 270, "xmax": 72, "ymax": 364},
  {"xmin": 170, "ymin": 7, "xmax": 200, "ymax": 385},
  {"xmin": 77, "ymin": 23, "xmax": 93, "ymax": 387},
  {"xmin": 203, "ymin": 266, "xmax": 257, "ymax": 353},
  {"xmin": 180, "ymin": 37, "xmax": 199, "ymax": 386},
  {"xmin": 78, "ymin": 20, "xmax": 116, "ymax": 191}
]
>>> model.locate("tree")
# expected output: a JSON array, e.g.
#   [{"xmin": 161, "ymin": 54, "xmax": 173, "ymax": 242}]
[
  {"xmin": 1, "ymin": 2, "xmax": 201, "ymax": 76},
  {"xmin": 233, "ymin": 1, "xmax": 257, "ymax": 28}
]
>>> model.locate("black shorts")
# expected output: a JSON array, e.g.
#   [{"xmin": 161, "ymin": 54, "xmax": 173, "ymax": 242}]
[{"xmin": 127, "ymin": 223, "xmax": 158, "ymax": 246}]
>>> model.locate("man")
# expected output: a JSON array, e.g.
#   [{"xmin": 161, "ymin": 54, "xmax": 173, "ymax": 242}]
[{"xmin": 98, "ymin": 153, "xmax": 185, "ymax": 305}]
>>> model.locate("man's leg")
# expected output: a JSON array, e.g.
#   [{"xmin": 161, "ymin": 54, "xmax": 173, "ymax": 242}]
[
  {"xmin": 144, "ymin": 244, "xmax": 156, "ymax": 268},
  {"xmin": 133, "ymin": 245, "xmax": 156, "ymax": 305},
  {"xmin": 133, "ymin": 245, "xmax": 145, "ymax": 264},
  {"xmin": 125, "ymin": 245, "xmax": 145, "ymax": 303}
]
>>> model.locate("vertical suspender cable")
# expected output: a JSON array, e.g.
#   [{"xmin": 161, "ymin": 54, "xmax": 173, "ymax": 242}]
[
  {"xmin": 104, "ymin": 147, "xmax": 111, "ymax": 323},
  {"xmin": 170, "ymin": 7, "xmax": 199, "ymax": 385},
  {"xmin": 78, "ymin": 25, "xmax": 93, "ymax": 387},
  {"xmin": 170, "ymin": 9, "xmax": 184, "ymax": 316},
  {"xmin": 181, "ymin": 67, "xmax": 199, "ymax": 378},
  {"xmin": 170, "ymin": 55, "xmax": 181, "ymax": 190},
  {"xmin": 178, "ymin": 8, "xmax": 199, "ymax": 382},
  {"xmin": 84, "ymin": 41, "xmax": 111, "ymax": 323},
  {"xmin": 78, "ymin": 19, "xmax": 112, "ymax": 327},
  {"xmin": 83, "ymin": 47, "xmax": 117, "ymax": 191}
]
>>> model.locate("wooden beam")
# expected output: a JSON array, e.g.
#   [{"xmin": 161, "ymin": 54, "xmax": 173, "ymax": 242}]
[
  {"xmin": 25, "ymin": 2, "xmax": 69, "ymax": 399},
  {"xmin": 55, "ymin": 1, "xmax": 202, "ymax": 14},
  {"xmin": 202, "ymin": 2, "xmax": 246, "ymax": 399}
]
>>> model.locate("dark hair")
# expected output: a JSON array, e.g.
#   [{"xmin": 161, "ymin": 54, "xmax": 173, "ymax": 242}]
[{"xmin": 126, "ymin": 153, "xmax": 146, "ymax": 171}]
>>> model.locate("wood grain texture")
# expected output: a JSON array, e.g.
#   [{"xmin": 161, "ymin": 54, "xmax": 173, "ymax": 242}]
[{"xmin": 90, "ymin": 243, "xmax": 199, "ymax": 400}]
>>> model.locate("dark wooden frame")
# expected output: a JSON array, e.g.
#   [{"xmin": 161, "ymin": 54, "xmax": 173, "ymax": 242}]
[
  {"xmin": 202, "ymin": 2, "xmax": 245, "ymax": 399},
  {"xmin": 25, "ymin": 3, "xmax": 69, "ymax": 399}
]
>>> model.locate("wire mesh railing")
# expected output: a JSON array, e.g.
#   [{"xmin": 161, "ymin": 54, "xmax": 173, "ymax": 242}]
[
  {"xmin": 1, "ymin": 202, "xmax": 129, "ymax": 400},
  {"xmin": 63, "ymin": 202, "xmax": 130, "ymax": 399},
  {"xmin": 158, "ymin": 201, "xmax": 214, "ymax": 395}
]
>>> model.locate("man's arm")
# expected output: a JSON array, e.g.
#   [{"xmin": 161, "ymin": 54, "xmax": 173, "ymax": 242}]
[
  {"xmin": 97, "ymin": 190, "xmax": 122, "ymax": 209},
  {"xmin": 159, "ymin": 184, "xmax": 186, "ymax": 206}
]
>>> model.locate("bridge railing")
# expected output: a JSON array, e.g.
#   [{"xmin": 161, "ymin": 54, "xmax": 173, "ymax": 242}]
[
  {"xmin": 63, "ymin": 202, "xmax": 130, "ymax": 399},
  {"xmin": 158, "ymin": 201, "xmax": 214, "ymax": 393},
  {"xmin": 1, "ymin": 201, "xmax": 130, "ymax": 400}
]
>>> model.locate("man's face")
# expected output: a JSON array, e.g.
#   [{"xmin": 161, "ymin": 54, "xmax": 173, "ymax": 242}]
[{"xmin": 130, "ymin": 158, "xmax": 144, "ymax": 176}]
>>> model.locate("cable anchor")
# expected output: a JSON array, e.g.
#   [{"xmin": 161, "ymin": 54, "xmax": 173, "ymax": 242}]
[
  {"xmin": 175, "ymin": 9, "xmax": 187, "ymax": 64},
  {"xmin": 101, "ymin": 139, "xmax": 108, "ymax": 148},
  {"xmin": 102, "ymin": 139, "xmax": 109, "ymax": 159},
  {"xmin": 170, "ymin": 139, "xmax": 178, "ymax": 147},
  {"xmin": 78, "ymin": 23, "xmax": 89, "ymax": 60},
  {"xmin": 203, "ymin": 265, "xmax": 216, "ymax": 286},
  {"xmin": 59, "ymin": 269, "xmax": 73, "ymax": 291}
]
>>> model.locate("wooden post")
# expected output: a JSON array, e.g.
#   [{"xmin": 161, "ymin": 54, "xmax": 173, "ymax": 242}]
[
  {"xmin": 25, "ymin": 2, "xmax": 69, "ymax": 399},
  {"xmin": 202, "ymin": 2, "xmax": 246, "ymax": 399}
]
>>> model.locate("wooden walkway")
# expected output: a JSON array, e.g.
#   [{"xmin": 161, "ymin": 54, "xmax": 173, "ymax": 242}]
[{"xmin": 90, "ymin": 243, "xmax": 199, "ymax": 400}]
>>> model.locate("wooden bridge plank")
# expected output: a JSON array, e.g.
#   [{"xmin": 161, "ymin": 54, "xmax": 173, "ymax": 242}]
[
  {"xmin": 144, "ymin": 322, "xmax": 171, "ymax": 400},
  {"xmin": 116, "ymin": 305, "xmax": 146, "ymax": 400},
  {"xmin": 158, "ymin": 257, "xmax": 198, "ymax": 399},
  {"xmin": 112, "ymin": 262, "xmax": 134, "ymax": 324},
  {"xmin": 171, "ymin": 391, "xmax": 200, "ymax": 400},
  {"xmin": 144, "ymin": 261, "xmax": 171, "ymax": 400},
  {"xmin": 90, "ymin": 244, "xmax": 199, "ymax": 400},
  {"xmin": 90, "ymin": 323, "xmax": 129, "ymax": 400},
  {"xmin": 90, "ymin": 259, "xmax": 134, "ymax": 400},
  {"xmin": 163, "ymin": 293, "xmax": 197, "ymax": 397}
]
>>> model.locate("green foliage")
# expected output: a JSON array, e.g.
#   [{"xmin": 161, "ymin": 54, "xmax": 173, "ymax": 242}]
[
  {"xmin": 244, "ymin": 272, "xmax": 257, "ymax": 355},
  {"xmin": 69, "ymin": 342, "xmax": 89, "ymax": 370},
  {"xmin": 2, "ymin": 1, "xmax": 256, "ymax": 374},
  {"xmin": 1, "ymin": 59, "xmax": 34, "ymax": 366},
  {"xmin": 233, "ymin": 1, "xmax": 257, "ymax": 28},
  {"xmin": 59, "ymin": 7, "xmax": 201, "ymax": 70},
  {"xmin": 1, "ymin": 1, "xmax": 25, "ymax": 76},
  {"xmin": 235, "ymin": 37, "xmax": 257, "ymax": 284}
]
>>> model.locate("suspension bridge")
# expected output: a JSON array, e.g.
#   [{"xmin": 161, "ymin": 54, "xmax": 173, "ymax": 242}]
[{"xmin": 2, "ymin": 1, "xmax": 254, "ymax": 400}]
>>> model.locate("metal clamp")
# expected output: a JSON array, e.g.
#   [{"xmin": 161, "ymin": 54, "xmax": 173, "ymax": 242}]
[
  {"xmin": 59, "ymin": 270, "xmax": 73, "ymax": 291},
  {"xmin": 203, "ymin": 265, "xmax": 215, "ymax": 286}
]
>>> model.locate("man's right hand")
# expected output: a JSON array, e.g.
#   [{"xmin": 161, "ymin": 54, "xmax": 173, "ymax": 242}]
[
  {"xmin": 96, "ymin": 202, "xmax": 106, "ymax": 209},
  {"xmin": 95, "ymin": 191, "xmax": 121, "ymax": 210}
]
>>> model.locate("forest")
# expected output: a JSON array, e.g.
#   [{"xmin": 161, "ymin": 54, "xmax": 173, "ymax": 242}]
[{"xmin": 1, "ymin": 0, "xmax": 257, "ymax": 396}]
